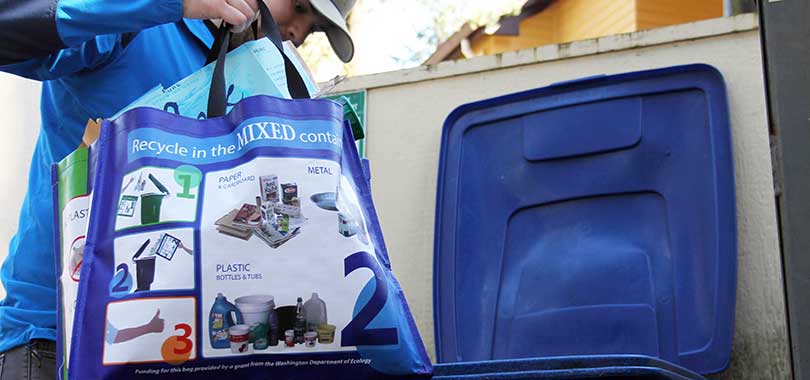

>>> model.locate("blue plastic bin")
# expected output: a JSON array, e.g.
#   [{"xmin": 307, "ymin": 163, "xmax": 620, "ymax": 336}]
[
  {"xmin": 433, "ymin": 355, "xmax": 706, "ymax": 379},
  {"xmin": 433, "ymin": 64, "xmax": 737, "ymax": 376}
]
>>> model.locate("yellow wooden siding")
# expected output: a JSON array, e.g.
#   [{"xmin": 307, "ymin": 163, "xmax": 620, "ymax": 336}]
[
  {"xmin": 469, "ymin": 0, "xmax": 723, "ymax": 58},
  {"xmin": 471, "ymin": 0, "xmax": 637, "ymax": 56},
  {"xmin": 636, "ymin": 0, "xmax": 723, "ymax": 30},
  {"xmin": 554, "ymin": 0, "xmax": 636, "ymax": 43},
  {"xmin": 473, "ymin": 10, "xmax": 558, "ymax": 56}
]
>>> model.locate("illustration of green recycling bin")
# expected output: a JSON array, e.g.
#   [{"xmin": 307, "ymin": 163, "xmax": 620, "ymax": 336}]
[
  {"xmin": 116, "ymin": 166, "xmax": 201, "ymax": 230},
  {"xmin": 141, "ymin": 174, "xmax": 169, "ymax": 224}
]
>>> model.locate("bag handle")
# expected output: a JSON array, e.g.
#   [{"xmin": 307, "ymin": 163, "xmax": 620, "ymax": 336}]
[{"xmin": 206, "ymin": 0, "xmax": 311, "ymax": 118}]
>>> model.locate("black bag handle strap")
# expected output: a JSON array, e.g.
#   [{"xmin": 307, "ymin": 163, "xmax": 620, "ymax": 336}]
[
  {"xmin": 206, "ymin": 23, "xmax": 231, "ymax": 118},
  {"xmin": 207, "ymin": 0, "xmax": 311, "ymax": 118}
]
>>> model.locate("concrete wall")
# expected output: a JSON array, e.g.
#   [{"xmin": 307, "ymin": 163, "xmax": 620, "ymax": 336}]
[
  {"xmin": 335, "ymin": 14, "xmax": 790, "ymax": 379},
  {"xmin": 0, "ymin": 73, "xmax": 41, "ymax": 298}
]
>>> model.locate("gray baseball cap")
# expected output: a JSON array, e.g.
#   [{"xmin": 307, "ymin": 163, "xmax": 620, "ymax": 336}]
[{"xmin": 309, "ymin": 0, "xmax": 356, "ymax": 62}]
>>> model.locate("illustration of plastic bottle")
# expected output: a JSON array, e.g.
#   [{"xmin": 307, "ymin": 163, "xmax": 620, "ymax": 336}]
[
  {"xmin": 269, "ymin": 307, "xmax": 280, "ymax": 346},
  {"xmin": 209, "ymin": 293, "xmax": 243, "ymax": 349},
  {"xmin": 294, "ymin": 297, "xmax": 306, "ymax": 344},
  {"xmin": 304, "ymin": 292, "xmax": 328, "ymax": 331}
]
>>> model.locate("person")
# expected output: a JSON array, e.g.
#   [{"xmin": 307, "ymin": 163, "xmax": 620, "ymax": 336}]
[{"xmin": 0, "ymin": 0, "xmax": 356, "ymax": 378}]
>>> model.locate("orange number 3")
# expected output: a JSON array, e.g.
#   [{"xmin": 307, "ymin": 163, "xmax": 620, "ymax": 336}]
[
  {"xmin": 174, "ymin": 323, "xmax": 193, "ymax": 355},
  {"xmin": 161, "ymin": 323, "xmax": 193, "ymax": 365}
]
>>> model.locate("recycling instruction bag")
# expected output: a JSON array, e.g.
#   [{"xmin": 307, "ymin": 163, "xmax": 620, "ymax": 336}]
[
  {"xmin": 55, "ymin": 5, "xmax": 431, "ymax": 377},
  {"xmin": 53, "ymin": 146, "xmax": 92, "ymax": 380},
  {"xmin": 54, "ymin": 25, "xmax": 323, "ymax": 379},
  {"xmin": 65, "ymin": 94, "xmax": 431, "ymax": 379}
]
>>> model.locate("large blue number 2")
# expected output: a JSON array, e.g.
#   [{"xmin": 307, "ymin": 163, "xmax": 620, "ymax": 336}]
[
  {"xmin": 341, "ymin": 251, "xmax": 398, "ymax": 346},
  {"xmin": 112, "ymin": 263, "xmax": 130, "ymax": 293}
]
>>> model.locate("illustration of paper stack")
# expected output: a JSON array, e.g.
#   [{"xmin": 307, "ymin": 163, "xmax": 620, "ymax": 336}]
[
  {"xmin": 215, "ymin": 210, "xmax": 253, "ymax": 240},
  {"xmin": 216, "ymin": 175, "xmax": 307, "ymax": 248}
]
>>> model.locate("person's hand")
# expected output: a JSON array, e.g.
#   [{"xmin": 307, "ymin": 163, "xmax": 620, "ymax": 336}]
[
  {"xmin": 147, "ymin": 309, "xmax": 166, "ymax": 334},
  {"xmin": 179, "ymin": 242, "xmax": 194, "ymax": 256},
  {"xmin": 183, "ymin": 0, "xmax": 261, "ymax": 32}
]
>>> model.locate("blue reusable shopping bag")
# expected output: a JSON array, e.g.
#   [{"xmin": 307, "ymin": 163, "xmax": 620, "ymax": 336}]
[{"xmin": 60, "ymin": 3, "xmax": 432, "ymax": 379}]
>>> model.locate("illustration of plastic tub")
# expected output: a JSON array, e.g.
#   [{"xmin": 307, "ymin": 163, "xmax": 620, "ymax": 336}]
[
  {"xmin": 235, "ymin": 295, "xmax": 275, "ymax": 328},
  {"xmin": 317, "ymin": 324, "xmax": 336, "ymax": 344},
  {"xmin": 140, "ymin": 193, "xmax": 166, "ymax": 225}
]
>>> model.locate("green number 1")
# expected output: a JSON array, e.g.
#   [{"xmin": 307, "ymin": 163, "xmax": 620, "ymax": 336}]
[{"xmin": 176, "ymin": 174, "xmax": 195, "ymax": 199}]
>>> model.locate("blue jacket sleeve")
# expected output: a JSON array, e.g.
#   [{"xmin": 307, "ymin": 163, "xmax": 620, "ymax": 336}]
[{"xmin": 0, "ymin": 0, "xmax": 183, "ymax": 80}]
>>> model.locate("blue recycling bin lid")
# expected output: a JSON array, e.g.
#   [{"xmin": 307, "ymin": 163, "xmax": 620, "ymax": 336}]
[
  {"xmin": 433, "ymin": 355, "xmax": 706, "ymax": 379},
  {"xmin": 433, "ymin": 366, "xmax": 698, "ymax": 380},
  {"xmin": 433, "ymin": 64, "xmax": 737, "ymax": 375}
]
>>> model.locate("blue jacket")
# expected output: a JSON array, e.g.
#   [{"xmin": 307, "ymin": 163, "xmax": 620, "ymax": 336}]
[{"xmin": 0, "ymin": 0, "xmax": 214, "ymax": 352}]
